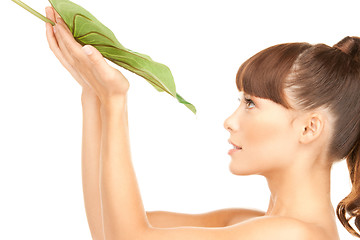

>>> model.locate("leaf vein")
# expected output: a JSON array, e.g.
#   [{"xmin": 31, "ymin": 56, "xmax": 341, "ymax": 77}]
[
  {"xmin": 76, "ymin": 32, "xmax": 115, "ymax": 45},
  {"xmin": 72, "ymin": 13, "xmax": 93, "ymax": 36},
  {"xmin": 90, "ymin": 44, "xmax": 150, "ymax": 62}
]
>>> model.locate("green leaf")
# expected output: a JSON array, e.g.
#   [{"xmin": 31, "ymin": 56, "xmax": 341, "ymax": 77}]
[{"xmin": 11, "ymin": 0, "xmax": 197, "ymax": 115}]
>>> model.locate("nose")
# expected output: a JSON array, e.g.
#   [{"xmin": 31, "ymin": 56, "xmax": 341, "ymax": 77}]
[{"xmin": 223, "ymin": 114, "xmax": 234, "ymax": 132}]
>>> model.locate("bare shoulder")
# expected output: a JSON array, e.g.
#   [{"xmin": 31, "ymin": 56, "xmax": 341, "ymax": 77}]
[
  {"xmin": 144, "ymin": 213, "xmax": 330, "ymax": 240},
  {"xmin": 230, "ymin": 216, "xmax": 329, "ymax": 240},
  {"xmin": 225, "ymin": 208, "xmax": 266, "ymax": 226}
]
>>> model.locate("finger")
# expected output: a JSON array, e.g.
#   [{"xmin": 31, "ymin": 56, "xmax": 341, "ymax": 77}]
[
  {"xmin": 54, "ymin": 15, "xmax": 73, "ymax": 34},
  {"xmin": 46, "ymin": 7, "xmax": 80, "ymax": 70},
  {"xmin": 54, "ymin": 22, "xmax": 81, "ymax": 67},
  {"xmin": 81, "ymin": 45, "xmax": 129, "ymax": 94},
  {"xmin": 45, "ymin": 9, "xmax": 64, "ymax": 60},
  {"xmin": 45, "ymin": 6, "xmax": 56, "ymax": 22},
  {"xmin": 76, "ymin": 45, "xmax": 112, "ymax": 95},
  {"xmin": 46, "ymin": 22, "xmax": 81, "ymax": 76},
  {"xmin": 45, "ymin": 7, "xmax": 92, "ymax": 89},
  {"xmin": 81, "ymin": 45, "xmax": 112, "ymax": 78},
  {"xmin": 54, "ymin": 22, "xmax": 99, "ymax": 85},
  {"xmin": 45, "ymin": 8, "xmax": 72, "ymax": 69},
  {"xmin": 45, "ymin": 21, "xmax": 59, "ymax": 54},
  {"xmin": 45, "ymin": 7, "xmax": 58, "ymax": 48},
  {"xmin": 48, "ymin": 7, "xmax": 73, "ymax": 38},
  {"xmin": 55, "ymin": 20, "xmax": 88, "ymax": 63},
  {"xmin": 52, "ymin": 7, "xmax": 62, "ymax": 20},
  {"xmin": 48, "ymin": 7, "xmax": 94, "ymax": 70},
  {"xmin": 47, "ymin": 6, "xmax": 62, "ymax": 22}
]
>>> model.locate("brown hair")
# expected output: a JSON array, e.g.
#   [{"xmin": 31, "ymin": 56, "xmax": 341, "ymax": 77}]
[{"xmin": 235, "ymin": 36, "xmax": 360, "ymax": 237}]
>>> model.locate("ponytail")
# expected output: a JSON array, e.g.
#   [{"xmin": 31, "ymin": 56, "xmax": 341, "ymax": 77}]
[
  {"xmin": 334, "ymin": 36, "xmax": 360, "ymax": 238},
  {"xmin": 337, "ymin": 140, "xmax": 360, "ymax": 237}
]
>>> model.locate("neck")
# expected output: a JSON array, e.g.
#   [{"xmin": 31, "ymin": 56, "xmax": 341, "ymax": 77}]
[{"xmin": 264, "ymin": 162, "xmax": 335, "ymax": 223}]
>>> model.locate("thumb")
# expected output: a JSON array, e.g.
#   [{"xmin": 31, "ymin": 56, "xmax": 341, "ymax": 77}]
[{"xmin": 82, "ymin": 45, "xmax": 108, "ymax": 68}]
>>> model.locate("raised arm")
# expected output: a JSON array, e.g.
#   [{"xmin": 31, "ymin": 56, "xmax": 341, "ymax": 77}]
[
  {"xmin": 45, "ymin": 7, "xmax": 106, "ymax": 239},
  {"xmin": 81, "ymin": 91, "xmax": 105, "ymax": 240}
]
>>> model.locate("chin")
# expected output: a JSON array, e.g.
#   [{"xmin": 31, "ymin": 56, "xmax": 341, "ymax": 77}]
[{"xmin": 228, "ymin": 163, "xmax": 259, "ymax": 176}]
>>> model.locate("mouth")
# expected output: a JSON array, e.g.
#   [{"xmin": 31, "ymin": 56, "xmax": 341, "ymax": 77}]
[{"xmin": 228, "ymin": 139, "xmax": 242, "ymax": 149}]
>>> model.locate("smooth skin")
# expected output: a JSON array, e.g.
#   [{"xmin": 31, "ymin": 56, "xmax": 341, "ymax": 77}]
[{"xmin": 45, "ymin": 6, "xmax": 338, "ymax": 240}]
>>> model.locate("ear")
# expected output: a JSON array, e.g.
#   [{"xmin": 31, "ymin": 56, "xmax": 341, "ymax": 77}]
[{"xmin": 299, "ymin": 112, "xmax": 325, "ymax": 144}]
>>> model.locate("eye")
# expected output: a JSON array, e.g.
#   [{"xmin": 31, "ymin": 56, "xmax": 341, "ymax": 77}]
[{"xmin": 238, "ymin": 96, "xmax": 255, "ymax": 109}]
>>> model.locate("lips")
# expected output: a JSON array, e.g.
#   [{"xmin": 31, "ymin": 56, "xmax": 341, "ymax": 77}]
[{"xmin": 228, "ymin": 139, "xmax": 242, "ymax": 149}]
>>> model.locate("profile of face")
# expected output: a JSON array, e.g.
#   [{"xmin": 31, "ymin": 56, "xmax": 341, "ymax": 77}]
[
  {"xmin": 223, "ymin": 91, "xmax": 302, "ymax": 177},
  {"xmin": 221, "ymin": 38, "xmax": 360, "ymax": 237}
]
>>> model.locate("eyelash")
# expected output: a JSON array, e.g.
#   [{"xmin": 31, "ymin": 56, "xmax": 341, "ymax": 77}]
[{"xmin": 238, "ymin": 97, "xmax": 255, "ymax": 109}]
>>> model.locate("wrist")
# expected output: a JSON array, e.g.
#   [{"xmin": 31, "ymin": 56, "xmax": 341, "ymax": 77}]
[
  {"xmin": 81, "ymin": 90, "xmax": 100, "ymax": 104},
  {"xmin": 100, "ymin": 95, "xmax": 128, "ymax": 116}
]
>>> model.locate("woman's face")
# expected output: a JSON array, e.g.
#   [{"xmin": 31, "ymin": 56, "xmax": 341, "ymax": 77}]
[{"xmin": 223, "ymin": 92, "xmax": 300, "ymax": 177}]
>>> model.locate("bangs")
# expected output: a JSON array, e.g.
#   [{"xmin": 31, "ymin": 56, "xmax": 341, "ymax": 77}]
[{"xmin": 236, "ymin": 42, "xmax": 312, "ymax": 109}]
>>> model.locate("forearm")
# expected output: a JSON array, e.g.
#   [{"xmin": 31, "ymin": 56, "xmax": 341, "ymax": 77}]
[
  {"xmin": 81, "ymin": 91, "xmax": 105, "ymax": 240},
  {"xmin": 99, "ymin": 97, "xmax": 149, "ymax": 240}
]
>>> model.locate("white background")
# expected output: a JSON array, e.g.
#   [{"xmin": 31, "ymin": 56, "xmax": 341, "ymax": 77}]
[{"xmin": 1, "ymin": 0, "xmax": 359, "ymax": 239}]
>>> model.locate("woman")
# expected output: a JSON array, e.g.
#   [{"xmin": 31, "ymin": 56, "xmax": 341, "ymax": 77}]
[{"xmin": 45, "ymin": 5, "xmax": 360, "ymax": 240}]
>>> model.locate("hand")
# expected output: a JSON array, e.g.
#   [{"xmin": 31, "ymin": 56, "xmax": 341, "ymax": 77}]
[
  {"xmin": 44, "ymin": 6, "xmax": 130, "ymax": 103},
  {"xmin": 45, "ymin": 6, "xmax": 92, "ymax": 94}
]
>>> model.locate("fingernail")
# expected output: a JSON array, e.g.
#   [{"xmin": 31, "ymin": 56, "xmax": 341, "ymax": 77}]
[
  {"xmin": 83, "ymin": 45, "xmax": 93, "ymax": 55},
  {"xmin": 53, "ymin": 25, "xmax": 56, "ymax": 33}
]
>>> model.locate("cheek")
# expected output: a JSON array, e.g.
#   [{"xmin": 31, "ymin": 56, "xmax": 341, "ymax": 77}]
[
  {"xmin": 245, "ymin": 116, "xmax": 287, "ymax": 151},
  {"xmin": 230, "ymin": 115, "xmax": 294, "ymax": 175}
]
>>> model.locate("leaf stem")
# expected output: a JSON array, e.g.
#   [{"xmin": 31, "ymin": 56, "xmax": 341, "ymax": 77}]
[{"xmin": 11, "ymin": 0, "xmax": 55, "ymax": 26}]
